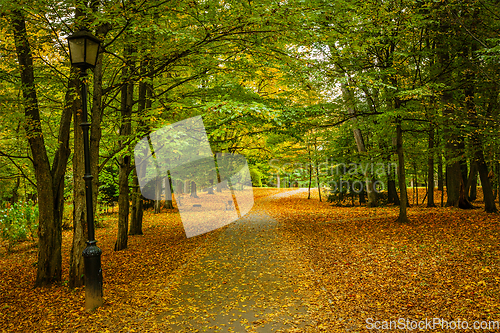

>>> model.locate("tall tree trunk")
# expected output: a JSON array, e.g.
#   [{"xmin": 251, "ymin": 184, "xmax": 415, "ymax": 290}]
[
  {"xmin": 495, "ymin": 162, "xmax": 499, "ymax": 202},
  {"xmin": 89, "ymin": 23, "xmax": 110, "ymax": 222},
  {"xmin": 439, "ymin": 53, "xmax": 470, "ymax": 208},
  {"xmin": 129, "ymin": 169, "xmax": 143, "ymax": 235},
  {"xmin": 385, "ymin": 150, "xmax": 400, "ymax": 205},
  {"xmin": 115, "ymin": 45, "xmax": 134, "ymax": 251},
  {"xmin": 12, "ymin": 11, "xmax": 72, "ymax": 286},
  {"xmin": 437, "ymin": 149, "xmax": 444, "ymax": 192},
  {"xmin": 462, "ymin": 10, "xmax": 497, "ymax": 213},
  {"xmin": 465, "ymin": 78, "xmax": 497, "ymax": 212},
  {"xmin": 316, "ymin": 160, "xmax": 322, "ymax": 202},
  {"xmin": 413, "ymin": 163, "xmax": 417, "ymax": 206},
  {"xmin": 190, "ymin": 181, "xmax": 199, "ymax": 198},
  {"xmin": 427, "ymin": 124, "xmax": 436, "ymax": 207},
  {"xmin": 475, "ymin": 154, "xmax": 497, "ymax": 212},
  {"xmin": 69, "ymin": 66, "xmax": 87, "ymax": 288},
  {"xmin": 130, "ymin": 58, "xmax": 150, "ymax": 230},
  {"xmin": 153, "ymin": 177, "xmax": 162, "ymax": 214},
  {"xmin": 341, "ymin": 82, "xmax": 377, "ymax": 207},
  {"xmin": 396, "ymin": 119, "xmax": 409, "ymax": 223},
  {"xmin": 164, "ymin": 175, "xmax": 174, "ymax": 209},
  {"xmin": 437, "ymin": 150, "xmax": 444, "ymax": 207},
  {"xmin": 307, "ymin": 149, "xmax": 312, "ymax": 199}
]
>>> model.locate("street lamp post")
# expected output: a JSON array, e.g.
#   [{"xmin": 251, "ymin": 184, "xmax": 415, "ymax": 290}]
[{"xmin": 67, "ymin": 30, "xmax": 103, "ymax": 311}]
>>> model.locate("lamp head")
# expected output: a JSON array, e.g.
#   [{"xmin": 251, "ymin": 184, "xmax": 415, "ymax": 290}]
[{"xmin": 67, "ymin": 30, "xmax": 102, "ymax": 69}]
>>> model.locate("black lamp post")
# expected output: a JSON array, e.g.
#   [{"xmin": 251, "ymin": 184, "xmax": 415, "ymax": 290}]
[{"xmin": 67, "ymin": 30, "xmax": 103, "ymax": 311}]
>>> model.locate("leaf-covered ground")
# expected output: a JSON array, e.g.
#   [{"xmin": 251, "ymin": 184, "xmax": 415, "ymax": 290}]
[
  {"xmin": 268, "ymin": 189, "xmax": 500, "ymax": 332},
  {"xmin": 0, "ymin": 188, "xmax": 499, "ymax": 332}
]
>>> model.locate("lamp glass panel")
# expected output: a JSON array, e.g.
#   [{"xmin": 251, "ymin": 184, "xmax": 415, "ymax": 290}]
[
  {"xmin": 85, "ymin": 39, "xmax": 99, "ymax": 67},
  {"xmin": 69, "ymin": 38, "xmax": 85, "ymax": 64}
]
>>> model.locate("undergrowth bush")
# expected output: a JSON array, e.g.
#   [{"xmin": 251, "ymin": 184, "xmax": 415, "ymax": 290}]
[{"xmin": 0, "ymin": 202, "xmax": 38, "ymax": 251}]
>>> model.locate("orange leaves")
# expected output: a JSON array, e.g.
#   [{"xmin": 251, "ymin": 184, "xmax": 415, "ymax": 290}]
[
  {"xmin": 0, "ymin": 208, "xmax": 210, "ymax": 332},
  {"xmin": 264, "ymin": 188, "xmax": 500, "ymax": 330},
  {"xmin": 0, "ymin": 187, "xmax": 498, "ymax": 331}
]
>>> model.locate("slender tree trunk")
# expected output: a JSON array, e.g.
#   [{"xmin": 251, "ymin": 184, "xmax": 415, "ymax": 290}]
[
  {"xmin": 437, "ymin": 147, "xmax": 444, "ymax": 207},
  {"xmin": 154, "ymin": 179, "xmax": 162, "ymax": 214},
  {"xmin": 165, "ymin": 175, "xmax": 174, "ymax": 209},
  {"xmin": 129, "ymin": 169, "xmax": 143, "ymax": 235},
  {"xmin": 190, "ymin": 181, "xmax": 198, "ymax": 198},
  {"xmin": 12, "ymin": 11, "xmax": 72, "ymax": 286},
  {"xmin": 90, "ymin": 23, "xmax": 110, "ymax": 222},
  {"xmin": 386, "ymin": 154, "xmax": 400, "ymax": 205},
  {"xmin": 465, "ymin": 83, "xmax": 497, "ymax": 212},
  {"xmin": 496, "ymin": 162, "xmax": 499, "ymax": 202},
  {"xmin": 308, "ymin": 151, "xmax": 312, "ymax": 199},
  {"xmin": 69, "ymin": 66, "xmax": 87, "ymax": 288},
  {"xmin": 115, "ymin": 45, "xmax": 134, "ymax": 251},
  {"xmin": 316, "ymin": 160, "xmax": 322, "ymax": 202},
  {"xmin": 495, "ymin": 162, "xmax": 499, "ymax": 202},
  {"xmin": 342, "ymin": 82, "xmax": 377, "ymax": 207},
  {"xmin": 116, "ymin": 160, "xmax": 131, "ymax": 251},
  {"xmin": 427, "ymin": 124, "xmax": 436, "ymax": 207},
  {"xmin": 437, "ymin": 150, "xmax": 444, "ymax": 192},
  {"xmin": 441, "ymin": 78, "xmax": 468, "ymax": 208},
  {"xmin": 476, "ymin": 155, "xmax": 497, "ymax": 212},
  {"xmin": 462, "ymin": 22, "xmax": 497, "ymax": 212},
  {"xmin": 396, "ymin": 119, "xmax": 409, "ymax": 223},
  {"xmin": 413, "ymin": 163, "xmax": 417, "ymax": 206}
]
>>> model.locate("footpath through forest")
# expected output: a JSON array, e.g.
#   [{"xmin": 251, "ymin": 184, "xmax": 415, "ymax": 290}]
[{"xmin": 141, "ymin": 188, "xmax": 318, "ymax": 332}]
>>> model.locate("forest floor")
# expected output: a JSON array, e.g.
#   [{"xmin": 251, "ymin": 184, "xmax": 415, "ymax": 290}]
[{"xmin": 0, "ymin": 188, "xmax": 499, "ymax": 332}]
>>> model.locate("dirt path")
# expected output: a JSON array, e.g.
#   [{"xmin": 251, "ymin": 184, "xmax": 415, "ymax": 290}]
[{"xmin": 149, "ymin": 188, "xmax": 314, "ymax": 332}]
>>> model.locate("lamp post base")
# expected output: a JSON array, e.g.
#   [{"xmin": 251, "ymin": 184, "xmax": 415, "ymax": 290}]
[{"xmin": 83, "ymin": 240, "xmax": 103, "ymax": 311}]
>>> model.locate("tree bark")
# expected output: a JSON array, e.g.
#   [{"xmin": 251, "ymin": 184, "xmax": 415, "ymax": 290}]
[
  {"xmin": 69, "ymin": 66, "xmax": 87, "ymax": 288},
  {"xmin": 307, "ymin": 150, "xmax": 312, "ymax": 200},
  {"xmin": 427, "ymin": 124, "xmax": 436, "ymax": 207},
  {"xmin": 396, "ymin": 119, "xmax": 409, "ymax": 223},
  {"xmin": 495, "ymin": 162, "xmax": 499, "ymax": 202},
  {"xmin": 164, "ymin": 176, "xmax": 174, "ymax": 209},
  {"xmin": 12, "ymin": 11, "xmax": 72, "ymax": 286},
  {"xmin": 115, "ymin": 45, "xmax": 134, "ymax": 251},
  {"xmin": 190, "ymin": 181, "xmax": 199, "ymax": 198},
  {"xmin": 462, "ymin": 15, "xmax": 497, "ymax": 212},
  {"xmin": 437, "ymin": 149, "xmax": 444, "ymax": 192},
  {"xmin": 315, "ymin": 159, "xmax": 322, "ymax": 202},
  {"xmin": 341, "ymin": 82, "xmax": 377, "ymax": 207},
  {"xmin": 129, "ymin": 169, "xmax": 143, "ymax": 235},
  {"xmin": 465, "ymin": 80, "xmax": 497, "ymax": 212},
  {"xmin": 385, "ymin": 148, "xmax": 400, "ymax": 205}
]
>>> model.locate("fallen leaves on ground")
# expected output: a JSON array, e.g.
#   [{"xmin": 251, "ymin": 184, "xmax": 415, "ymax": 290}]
[
  {"xmin": 0, "ymin": 187, "xmax": 498, "ymax": 332},
  {"xmin": 265, "ymin": 188, "xmax": 500, "ymax": 332},
  {"xmin": 0, "ymin": 188, "xmax": 293, "ymax": 332}
]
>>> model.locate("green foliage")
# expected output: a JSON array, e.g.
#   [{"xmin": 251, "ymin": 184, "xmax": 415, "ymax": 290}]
[
  {"xmin": 98, "ymin": 166, "xmax": 119, "ymax": 208},
  {"xmin": 0, "ymin": 202, "xmax": 38, "ymax": 251},
  {"xmin": 249, "ymin": 166, "xmax": 263, "ymax": 187}
]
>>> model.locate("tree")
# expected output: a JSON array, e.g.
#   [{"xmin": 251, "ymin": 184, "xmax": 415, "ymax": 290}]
[{"xmin": 11, "ymin": 8, "xmax": 72, "ymax": 286}]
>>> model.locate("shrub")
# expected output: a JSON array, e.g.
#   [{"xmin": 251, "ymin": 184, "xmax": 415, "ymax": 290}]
[{"xmin": 0, "ymin": 202, "xmax": 38, "ymax": 251}]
